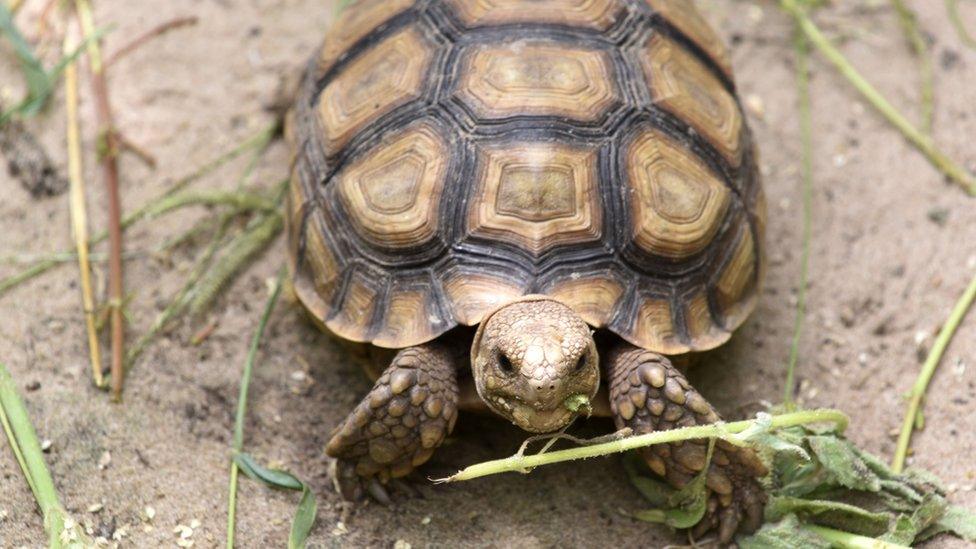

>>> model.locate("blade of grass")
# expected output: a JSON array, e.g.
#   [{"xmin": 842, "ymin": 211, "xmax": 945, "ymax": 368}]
[
  {"xmin": 437, "ymin": 408, "xmax": 849, "ymax": 483},
  {"xmin": 0, "ymin": 3, "xmax": 105, "ymax": 124},
  {"xmin": 186, "ymin": 179, "xmax": 288, "ymax": 319},
  {"xmin": 779, "ymin": 0, "xmax": 976, "ymax": 195},
  {"xmin": 784, "ymin": 21, "xmax": 814, "ymax": 411},
  {"xmin": 76, "ymin": 0, "xmax": 125, "ymax": 400},
  {"xmin": 946, "ymin": 0, "xmax": 976, "ymax": 48},
  {"xmin": 804, "ymin": 525, "xmax": 910, "ymax": 549},
  {"xmin": 890, "ymin": 0, "xmax": 935, "ymax": 134},
  {"xmin": 125, "ymin": 210, "xmax": 235, "ymax": 367},
  {"xmin": 0, "ymin": 122, "xmax": 278, "ymax": 297},
  {"xmin": 0, "ymin": 363, "xmax": 93, "ymax": 547},
  {"xmin": 227, "ymin": 269, "xmax": 318, "ymax": 549},
  {"xmin": 892, "ymin": 270, "xmax": 976, "ymax": 472},
  {"xmin": 64, "ymin": 25, "xmax": 105, "ymax": 389}
]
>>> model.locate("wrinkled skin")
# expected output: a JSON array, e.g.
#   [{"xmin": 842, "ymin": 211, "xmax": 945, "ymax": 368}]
[
  {"xmin": 326, "ymin": 298, "xmax": 766, "ymax": 543},
  {"xmin": 471, "ymin": 298, "xmax": 601, "ymax": 433}
]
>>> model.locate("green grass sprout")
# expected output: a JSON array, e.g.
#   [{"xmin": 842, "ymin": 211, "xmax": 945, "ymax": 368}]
[
  {"xmin": 226, "ymin": 269, "xmax": 318, "ymax": 549},
  {"xmin": 0, "ymin": 363, "xmax": 93, "ymax": 547},
  {"xmin": 779, "ymin": 0, "xmax": 976, "ymax": 194},
  {"xmin": 892, "ymin": 269, "xmax": 976, "ymax": 472}
]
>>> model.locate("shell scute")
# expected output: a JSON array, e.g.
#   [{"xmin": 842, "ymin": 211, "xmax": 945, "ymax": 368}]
[{"xmin": 290, "ymin": 0, "xmax": 764, "ymax": 351}]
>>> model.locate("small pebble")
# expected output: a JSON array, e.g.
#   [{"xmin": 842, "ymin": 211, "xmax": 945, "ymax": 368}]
[
  {"xmin": 97, "ymin": 451, "xmax": 111, "ymax": 470},
  {"xmin": 744, "ymin": 94, "xmax": 764, "ymax": 119},
  {"xmin": 41, "ymin": 439, "xmax": 52, "ymax": 452},
  {"xmin": 332, "ymin": 521, "xmax": 348, "ymax": 536},
  {"xmin": 421, "ymin": 516, "xmax": 431, "ymax": 525},
  {"xmin": 290, "ymin": 370, "xmax": 307, "ymax": 382},
  {"xmin": 394, "ymin": 541, "xmax": 412, "ymax": 549},
  {"xmin": 24, "ymin": 380, "xmax": 40, "ymax": 392},
  {"xmin": 144, "ymin": 506, "xmax": 156, "ymax": 521},
  {"xmin": 87, "ymin": 503, "xmax": 103, "ymax": 513},
  {"xmin": 190, "ymin": 519, "xmax": 201, "ymax": 529}
]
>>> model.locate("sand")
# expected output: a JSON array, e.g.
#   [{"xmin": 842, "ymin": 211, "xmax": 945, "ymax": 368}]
[{"xmin": 1, "ymin": 1, "xmax": 975, "ymax": 547}]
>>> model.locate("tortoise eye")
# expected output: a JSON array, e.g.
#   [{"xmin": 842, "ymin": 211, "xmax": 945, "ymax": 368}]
[
  {"xmin": 497, "ymin": 353, "xmax": 515, "ymax": 375},
  {"xmin": 574, "ymin": 353, "xmax": 588, "ymax": 372}
]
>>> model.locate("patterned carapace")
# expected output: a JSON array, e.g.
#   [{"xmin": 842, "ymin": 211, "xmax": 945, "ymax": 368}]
[{"xmin": 286, "ymin": 0, "xmax": 766, "ymax": 354}]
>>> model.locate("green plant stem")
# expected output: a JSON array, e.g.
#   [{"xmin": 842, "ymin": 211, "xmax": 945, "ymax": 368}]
[
  {"xmin": 125, "ymin": 212, "xmax": 236, "ymax": 368},
  {"xmin": 441, "ymin": 409, "xmax": 848, "ymax": 482},
  {"xmin": 0, "ymin": 363, "xmax": 91, "ymax": 547},
  {"xmin": 947, "ymin": 0, "xmax": 976, "ymax": 48},
  {"xmin": 890, "ymin": 0, "xmax": 935, "ymax": 133},
  {"xmin": 784, "ymin": 24, "xmax": 814, "ymax": 411},
  {"xmin": 780, "ymin": 0, "xmax": 976, "ymax": 195},
  {"xmin": 892, "ymin": 271, "xmax": 976, "ymax": 472},
  {"xmin": 803, "ymin": 524, "xmax": 909, "ymax": 549},
  {"xmin": 227, "ymin": 269, "xmax": 285, "ymax": 549}
]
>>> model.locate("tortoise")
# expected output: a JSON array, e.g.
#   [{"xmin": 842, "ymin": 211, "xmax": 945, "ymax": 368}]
[{"xmin": 285, "ymin": 0, "xmax": 767, "ymax": 541}]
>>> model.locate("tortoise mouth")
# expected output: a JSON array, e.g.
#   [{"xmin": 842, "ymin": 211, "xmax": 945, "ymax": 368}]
[{"xmin": 485, "ymin": 394, "xmax": 580, "ymax": 433}]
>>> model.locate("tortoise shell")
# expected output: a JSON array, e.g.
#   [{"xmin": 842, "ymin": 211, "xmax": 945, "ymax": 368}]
[{"xmin": 286, "ymin": 0, "xmax": 766, "ymax": 355}]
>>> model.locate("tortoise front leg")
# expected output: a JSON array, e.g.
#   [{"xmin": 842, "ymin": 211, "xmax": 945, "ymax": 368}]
[
  {"xmin": 606, "ymin": 343, "xmax": 766, "ymax": 543},
  {"xmin": 326, "ymin": 343, "xmax": 459, "ymax": 501}
]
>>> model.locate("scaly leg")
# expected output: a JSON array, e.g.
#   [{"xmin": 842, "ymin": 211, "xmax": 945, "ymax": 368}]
[
  {"xmin": 326, "ymin": 343, "xmax": 459, "ymax": 500},
  {"xmin": 606, "ymin": 343, "xmax": 766, "ymax": 542}
]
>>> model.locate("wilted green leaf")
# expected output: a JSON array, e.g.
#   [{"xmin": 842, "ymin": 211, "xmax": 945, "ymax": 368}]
[
  {"xmin": 919, "ymin": 505, "xmax": 976, "ymax": 542},
  {"xmin": 630, "ymin": 439, "xmax": 715, "ymax": 529},
  {"xmin": 766, "ymin": 496, "xmax": 891, "ymax": 537},
  {"xmin": 233, "ymin": 453, "xmax": 318, "ymax": 549},
  {"xmin": 881, "ymin": 494, "xmax": 946, "ymax": 545},
  {"xmin": 807, "ymin": 435, "xmax": 881, "ymax": 492},
  {"xmin": 739, "ymin": 514, "xmax": 831, "ymax": 549}
]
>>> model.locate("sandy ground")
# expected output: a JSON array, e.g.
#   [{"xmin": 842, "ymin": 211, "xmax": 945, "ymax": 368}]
[{"xmin": 1, "ymin": 1, "xmax": 975, "ymax": 547}]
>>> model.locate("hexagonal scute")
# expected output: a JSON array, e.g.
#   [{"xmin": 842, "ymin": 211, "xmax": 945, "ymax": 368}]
[
  {"xmin": 624, "ymin": 127, "xmax": 731, "ymax": 260},
  {"xmin": 440, "ymin": 263, "xmax": 529, "ymax": 326},
  {"xmin": 316, "ymin": 0, "xmax": 416, "ymax": 76},
  {"xmin": 454, "ymin": 42, "xmax": 619, "ymax": 123},
  {"xmin": 639, "ymin": 34, "xmax": 742, "ymax": 165},
  {"xmin": 444, "ymin": 0, "xmax": 625, "ymax": 31},
  {"xmin": 644, "ymin": 0, "xmax": 733, "ymax": 78},
  {"xmin": 317, "ymin": 25, "xmax": 435, "ymax": 154},
  {"xmin": 465, "ymin": 140, "xmax": 603, "ymax": 256},
  {"xmin": 336, "ymin": 122, "xmax": 449, "ymax": 250}
]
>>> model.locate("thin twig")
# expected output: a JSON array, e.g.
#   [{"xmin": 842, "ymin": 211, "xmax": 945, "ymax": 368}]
[
  {"xmin": 890, "ymin": 0, "xmax": 935, "ymax": 133},
  {"xmin": 784, "ymin": 23, "xmax": 814, "ymax": 411},
  {"xmin": 438, "ymin": 409, "xmax": 849, "ymax": 483},
  {"xmin": 780, "ymin": 0, "xmax": 976, "ymax": 195},
  {"xmin": 227, "ymin": 269, "xmax": 285, "ymax": 548},
  {"xmin": 64, "ymin": 24, "xmax": 105, "ymax": 389},
  {"xmin": 115, "ymin": 131, "xmax": 157, "ymax": 168},
  {"xmin": 76, "ymin": 0, "xmax": 125, "ymax": 399},
  {"xmin": 892, "ymin": 270, "xmax": 976, "ymax": 472},
  {"xmin": 105, "ymin": 16, "xmax": 198, "ymax": 68}
]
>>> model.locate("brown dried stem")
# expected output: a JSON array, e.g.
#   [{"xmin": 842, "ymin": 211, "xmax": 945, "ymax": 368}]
[
  {"xmin": 64, "ymin": 24, "xmax": 105, "ymax": 388},
  {"xmin": 105, "ymin": 15, "xmax": 198, "ymax": 68},
  {"xmin": 76, "ymin": 0, "xmax": 125, "ymax": 400}
]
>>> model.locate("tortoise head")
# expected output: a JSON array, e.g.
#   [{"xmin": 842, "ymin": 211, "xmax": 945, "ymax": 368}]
[{"xmin": 471, "ymin": 297, "xmax": 599, "ymax": 433}]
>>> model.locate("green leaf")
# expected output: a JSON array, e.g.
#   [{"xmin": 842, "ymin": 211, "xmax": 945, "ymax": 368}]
[
  {"xmin": 919, "ymin": 505, "xmax": 976, "ymax": 542},
  {"xmin": 739, "ymin": 515, "xmax": 831, "ymax": 549},
  {"xmin": 0, "ymin": 5, "xmax": 107, "ymax": 123},
  {"xmin": 622, "ymin": 453, "xmax": 670, "ymax": 507},
  {"xmin": 234, "ymin": 453, "xmax": 303, "ymax": 491},
  {"xmin": 233, "ymin": 453, "xmax": 318, "ymax": 549},
  {"xmin": 630, "ymin": 439, "xmax": 715, "ymax": 529},
  {"xmin": 807, "ymin": 435, "xmax": 881, "ymax": 492},
  {"xmin": 880, "ymin": 494, "xmax": 946, "ymax": 545},
  {"xmin": 766, "ymin": 496, "xmax": 892, "ymax": 537}
]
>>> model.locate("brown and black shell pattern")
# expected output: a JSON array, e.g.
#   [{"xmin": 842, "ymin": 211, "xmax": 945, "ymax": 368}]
[{"xmin": 286, "ymin": 0, "xmax": 766, "ymax": 355}]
